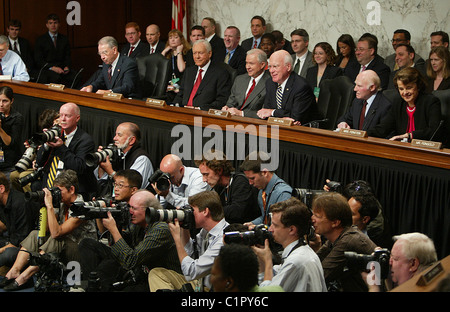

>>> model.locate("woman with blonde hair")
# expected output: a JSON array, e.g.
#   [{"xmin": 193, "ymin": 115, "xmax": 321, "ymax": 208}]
[{"xmin": 426, "ymin": 45, "xmax": 450, "ymax": 93}]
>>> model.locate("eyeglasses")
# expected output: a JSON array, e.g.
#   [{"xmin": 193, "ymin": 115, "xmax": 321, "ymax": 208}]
[{"xmin": 113, "ymin": 182, "xmax": 134, "ymax": 189}]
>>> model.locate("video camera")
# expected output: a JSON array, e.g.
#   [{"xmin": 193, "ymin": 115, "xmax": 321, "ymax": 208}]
[
  {"xmin": 344, "ymin": 248, "xmax": 391, "ymax": 280},
  {"xmin": 224, "ymin": 224, "xmax": 272, "ymax": 246},
  {"xmin": 25, "ymin": 187, "xmax": 62, "ymax": 206},
  {"xmin": 85, "ymin": 143, "xmax": 119, "ymax": 167},
  {"xmin": 148, "ymin": 169, "xmax": 171, "ymax": 192},
  {"xmin": 70, "ymin": 199, "xmax": 130, "ymax": 226},
  {"xmin": 32, "ymin": 125, "xmax": 63, "ymax": 145},
  {"xmin": 145, "ymin": 206, "xmax": 196, "ymax": 230}
]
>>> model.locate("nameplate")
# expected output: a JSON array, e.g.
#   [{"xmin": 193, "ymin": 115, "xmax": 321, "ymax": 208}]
[
  {"xmin": 48, "ymin": 83, "xmax": 65, "ymax": 90},
  {"xmin": 267, "ymin": 117, "xmax": 293, "ymax": 126},
  {"xmin": 146, "ymin": 98, "xmax": 166, "ymax": 107},
  {"xmin": 416, "ymin": 262, "xmax": 444, "ymax": 286},
  {"xmin": 0, "ymin": 75, "xmax": 12, "ymax": 81},
  {"xmin": 411, "ymin": 139, "xmax": 442, "ymax": 150},
  {"xmin": 208, "ymin": 109, "xmax": 230, "ymax": 118},
  {"xmin": 103, "ymin": 92, "xmax": 123, "ymax": 100},
  {"xmin": 339, "ymin": 128, "xmax": 368, "ymax": 138}
]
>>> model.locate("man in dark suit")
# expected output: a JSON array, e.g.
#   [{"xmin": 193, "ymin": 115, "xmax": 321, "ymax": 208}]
[
  {"xmin": 145, "ymin": 24, "xmax": 165, "ymax": 54},
  {"xmin": 241, "ymin": 16, "xmax": 266, "ymax": 51},
  {"xmin": 223, "ymin": 26, "xmax": 246, "ymax": 75},
  {"xmin": 384, "ymin": 29, "xmax": 424, "ymax": 72},
  {"xmin": 290, "ymin": 29, "xmax": 314, "ymax": 78},
  {"xmin": 344, "ymin": 35, "xmax": 391, "ymax": 90},
  {"xmin": 34, "ymin": 13, "xmax": 76, "ymax": 85},
  {"xmin": 172, "ymin": 39, "xmax": 231, "ymax": 110},
  {"xmin": 120, "ymin": 22, "xmax": 150, "ymax": 59},
  {"xmin": 201, "ymin": 17, "xmax": 226, "ymax": 62},
  {"xmin": 257, "ymin": 50, "xmax": 317, "ymax": 125},
  {"xmin": 81, "ymin": 36, "xmax": 141, "ymax": 99},
  {"xmin": 223, "ymin": 48, "xmax": 270, "ymax": 118},
  {"xmin": 337, "ymin": 70, "xmax": 392, "ymax": 131},
  {"xmin": 6, "ymin": 19, "xmax": 35, "ymax": 77},
  {"xmin": 35, "ymin": 103, "xmax": 96, "ymax": 201},
  {"xmin": 387, "ymin": 44, "xmax": 426, "ymax": 89}
]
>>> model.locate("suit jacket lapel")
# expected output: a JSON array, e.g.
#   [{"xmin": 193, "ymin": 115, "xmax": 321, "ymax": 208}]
[{"xmin": 110, "ymin": 55, "xmax": 123, "ymax": 87}]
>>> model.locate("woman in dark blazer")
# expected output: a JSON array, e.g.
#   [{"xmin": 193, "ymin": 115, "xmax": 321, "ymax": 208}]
[
  {"xmin": 334, "ymin": 34, "xmax": 358, "ymax": 75},
  {"xmin": 306, "ymin": 42, "xmax": 342, "ymax": 99},
  {"xmin": 368, "ymin": 67, "xmax": 442, "ymax": 142},
  {"xmin": 426, "ymin": 46, "xmax": 450, "ymax": 93}
]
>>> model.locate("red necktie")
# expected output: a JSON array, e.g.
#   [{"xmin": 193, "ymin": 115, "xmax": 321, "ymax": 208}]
[
  {"xmin": 187, "ymin": 69, "xmax": 203, "ymax": 107},
  {"xmin": 253, "ymin": 40, "xmax": 258, "ymax": 49},
  {"xmin": 240, "ymin": 79, "xmax": 256, "ymax": 110},
  {"xmin": 359, "ymin": 100, "xmax": 367, "ymax": 130},
  {"xmin": 107, "ymin": 65, "xmax": 112, "ymax": 81},
  {"xmin": 150, "ymin": 47, "xmax": 154, "ymax": 54},
  {"xmin": 262, "ymin": 191, "xmax": 268, "ymax": 225},
  {"xmin": 129, "ymin": 46, "xmax": 135, "ymax": 56}
]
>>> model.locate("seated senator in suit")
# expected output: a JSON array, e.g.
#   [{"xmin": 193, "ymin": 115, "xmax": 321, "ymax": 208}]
[
  {"xmin": 172, "ymin": 39, "xmax": 232, "ymax": 110},
  {"xmin": 80, "ymin": 36, "xmax": 141, "ymax": 99},
  {"xmin": 368, "ymin": 67, "xmax": 442, "ymax": 142},
  {"xmin": 306, "ymin": 42, "xmax": 343, "ymax": 98},
  {"xmin": 337, "ymin": 70, "xmax": 392, "ymax": 131},
  {"xmin": 257, "ymin": 49, "xmax": 318, "ymax": 125},
  {"xmin": 222, "ymin": 48, "xmax": 270, "ymax": 118}
]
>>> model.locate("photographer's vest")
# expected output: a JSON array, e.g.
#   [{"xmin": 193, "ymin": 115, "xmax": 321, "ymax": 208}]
[{"xmin": 113, "ymin": 143, "xmax": 151, "ymax": 171}]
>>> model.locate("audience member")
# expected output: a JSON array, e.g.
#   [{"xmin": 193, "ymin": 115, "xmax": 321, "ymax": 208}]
[
  {"xmin": 186, "ymin": 25, "xmax": 205, "ymax": 67},
  {"xmin": 196, "ymin": 149, "xmax": 259, "ymax": 224},
  {"xmin": 241, "ymin": 16, "xmax": 267, "ymax": 51},
  {"xmin": 6, "ymin": 19, "xmax": 34, "ymax": 75},
  {"xmin": 257, "ymin": 49, "xmax": 318, "ymax": 125},
  {"xmin": 239, "ymin": 151, "xmax": 292, "ymax": 227},
  {"xmin": 79, "ymin": 189, "xmax": 181, "ymax": 291},
  {"xmin": 0, "ymin": 172, "xmax": 35, "ymax": 270},
  {"xmin": 384, "ymin": 29, "xmax": 425, "ymax": 72},
  {"xmin": 252, "ymin": 197, "xmax": 327, "ymax": 292},
  {"xmin": 148, "ymin": 190, "xmax": 229, "ymax": 291},
  {"xmin": 0, "ymin": 86, "xmax": 24, "ymax": 178},
  {"xmin": 260, "ymin": 33, "xmax": 276, "ymax": 60},
  {"xmin": 290, "ymin": 29, "xmax": 314, "ymax": 78},
  {"xmin": 0, "ymin": 35, "xmax": 29, "ymax": 81},
  {"xmin": 222, "ymin": 48, "xmax": 270, "ymax": 118},
  {"xmin": 430, "ymin": 31, "xmax": 449, "ymax": 50},
  {"xmin": 426, "ymin": 46, "xmax": 450, "ymax": 93},
  {"xmin": 223, "ymin": 26, "xmax": 246, "ymax": 75},
  {"xmin": 34, "ymin": 13, "xmax": 76, "ymax": 85},
  {"xmin": 35, "ymin": 102, "xmax": 97, "ymax": 200},
  {"xmin": 345, "ymin": 35, "xmax": 391, "ymax": 90},
  {"xmin": 152, "ymin": 154, "xmax": 209, "ymax": 209},
  {"xmin": 335, "ymin": 34, "xmax": 358, "ymax": 74},
  {"xmin": 211, "ymin": 244, "xmax": 284, "ymax": 292},
  {"xmin": 337, "ymin": 70, "xmax": 392, "ymax": 131},
  {"xmin": 272, "ymin": 30, "xmax": 294, "ymax": 54},
  {"xmin": 368, "ymin": 67, "xmax": 442, "ymax": 141},
  {"xmin": 81, "ymin": 36, "xmax": 141, "ymax": 99},
  {"xmin": 387, "ymin": 44, "xmax": 426, "ymax": 89},
  {"xmin": 172, "ymin": 39, "xmax": 231, "ymax": 110},
  {"xmin": 120, "ymin": 22, "xmax": 149, "ymax": 59},
  {"xmin": 306, "ymin": 42, "xmax": 343, "ymax": 98},
  {"xmin": 0, "ymin": 169, "xmax": 97, "ymax": 291},
  {"xmin": 201, "ymin": 17, "xmax": 226, "ymax": 62},
  {"xmin": 94, "ymin": 122, "xmax": 154, "ymax": 192},
  {"xmin": 145, "ymin": 24, "xmax": 165, "ymax": 54},
  {"xmin": 310, "ymin": 192, "xmax": 377, "ymax": 291}
]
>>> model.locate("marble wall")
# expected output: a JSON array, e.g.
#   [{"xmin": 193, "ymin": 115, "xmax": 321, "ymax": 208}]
[{"xmin": 188, "ymin": 0, "xmax": 449, "ymax": 60}]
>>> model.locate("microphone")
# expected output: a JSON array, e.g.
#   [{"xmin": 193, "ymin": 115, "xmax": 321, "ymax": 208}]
[
  {"xmin": 429, "ymin": 120, "xmax": 444, "ymax": 142},
  {"xmin": 70, "ymin": 68, "xmax": 84, "ymax": 89},
  {"xmin": 35, "ymin": 62, "xmax": 49, "ymax": 84},
  {"xmin": 303, "ymin": 118, "xmax": 329, "ymax": 128}
]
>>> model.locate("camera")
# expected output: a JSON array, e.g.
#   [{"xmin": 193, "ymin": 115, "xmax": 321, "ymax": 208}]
[
  {"xmin": 18, "ymin": 167, "xmax": 44, "ymax": 187},
  {"xmin": 145, "ymin": 206, "xmax": 196, "ymax": 230},
  {"xmin": 224, "ymin": 224, "xmax": 272, "ymax": 246},
  {"xmin": 15, "ymin": 139, "xmax": 39, "ymax": 172},
  {"xmin": 70, "ymin": 200, "xmax": 130, "ymax": 227},
  {"xmin": 326, "ymin": 181, "xmax": 343, "ymax": 193},
  {"xmin": 25, "ymin": 187, "xmax": 62, "ymax": 206},
  {"xmin": 32, "ymin": 125, "xmax": 63, "ymax": 145},
  {"xmin": 293, "ymin": 188, "xmax": 326, "ymax": 208},
  {"xmin": 148, "ymin": 169, "xmax": 171, "ymax": 192},
  {"xmin": 85, "ymin": 143, "xmax": 119, "ymax": 167},
  {"xmin": 344, "ymin": 248, "xmax": 391, "ymax": 280}
]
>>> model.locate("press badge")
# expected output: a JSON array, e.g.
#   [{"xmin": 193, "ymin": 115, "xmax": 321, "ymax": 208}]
[
  {"xmin": 0, "ymin": 148, "xmax": 4, "ymax": 163},
  {"xmin": 314, "ymin": 87, "xmax": 320, "ymax": 99}
]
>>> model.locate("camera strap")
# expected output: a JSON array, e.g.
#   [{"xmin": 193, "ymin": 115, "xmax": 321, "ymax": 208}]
[{"xmin": 263, "ymin": 181, "xmax": 285, "ymax": 225}]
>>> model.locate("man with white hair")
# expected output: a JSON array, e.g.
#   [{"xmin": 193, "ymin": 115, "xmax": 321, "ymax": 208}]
[
  {"xmin": 0, "ymin": 35, "xmax": 29, "ymax": 81},
  {"xmin": 337, "ymin": 69, "xmax": 392, "ymax": 131}
]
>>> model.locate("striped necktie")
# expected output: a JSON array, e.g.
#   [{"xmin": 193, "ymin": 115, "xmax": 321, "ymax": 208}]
[
  {"xmin": 47, "ymin": 155, "xmax": 59, "ymax": 188},
  {"xmin": 276, "ymin": 84, "xmax": 283, "ymax": 109}
]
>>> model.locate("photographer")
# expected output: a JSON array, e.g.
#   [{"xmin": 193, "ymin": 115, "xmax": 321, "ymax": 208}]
[
  {"xmin": 148, "ymin": 190, "xmax": 229, "ymax": 291},
  {"xmin": 94, "ymin": 122, "xmax": 154, "ymax": 191},
  {"xmin": 152, "ymin": 153, "xmax": 209, "ymax": 208},
  {"xmin": 0, "ymin": 169, "xmax": 97, "ymax": 291},
  {"xmin": 195, "ymin": 149, "xmax": 259, "ymax": 224},
  {"xmin": 0, "ymin": 86, "xmax": 24, "ymax": 179},
  {"xmin": 251, "ymin": 197, "xmax": 327, "ymax": 292},
  {"xmin": 78, "ymin": 190, "xmax": 181, "ymax": 292},
  {"xmin": 310, "ymin": 192, "xmax": 377, "ymax": 292}
]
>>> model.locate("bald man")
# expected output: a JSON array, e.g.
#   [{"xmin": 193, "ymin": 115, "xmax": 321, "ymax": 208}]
[
  {"xmin": 35, "ymin": 102, "xmax": 97, "ymax": 200},
  {"xmin": 146, "ymin": 24, "xmax": 165, "ymax": 54},
  {"xmin": 152, "ymin": 154, "xmax": 209, "ymax": 208},
  {"xmin": 336, "ymin": 70, "xmax": 392, "ymax": 131}
]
